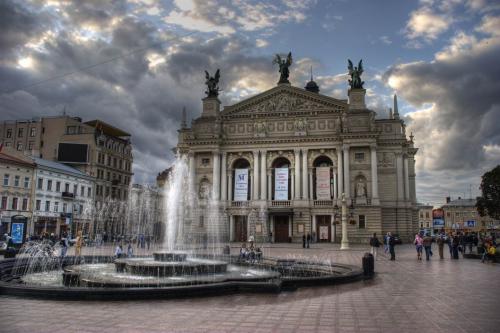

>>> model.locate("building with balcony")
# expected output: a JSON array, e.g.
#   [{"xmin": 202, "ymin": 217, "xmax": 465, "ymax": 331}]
[
  {"xmin": 31, "ymin": 157, "xmax": 94, "ymax": 237},
  {"xmin": 0, "ymin": 147, "xmax": 36, "ymax": 237},
  {"xmin": 174, "ymin": 69, "xmax": 419, "ymax": 244}
]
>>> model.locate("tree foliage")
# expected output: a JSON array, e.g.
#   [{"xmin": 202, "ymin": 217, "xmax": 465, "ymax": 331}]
[{"xmin": 476, "ymin": 165, "xmax": 500, "ymax": 220}]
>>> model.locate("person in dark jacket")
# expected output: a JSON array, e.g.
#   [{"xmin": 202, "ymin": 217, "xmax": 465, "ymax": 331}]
[
  {"xmin": 302, "ymin": 234, "xmax": 306, "ymax": 248},
  {"xmin": 388, "ymin": 232, "xmax": 396, "ymax": 260},
  {"xmin": 306, "ymin": 233, "xmax": 311, "ymax": 248},
  {"xmin": 452, "ymin": 234, "xmax": 460, "ymax": 259},
  {"xmin": 369, "ymin": 233, "xmax": 381, "ymax": 260},
  {"xmin": 423, "ymin": 233, "xmax": 433, "ymax": 260}
]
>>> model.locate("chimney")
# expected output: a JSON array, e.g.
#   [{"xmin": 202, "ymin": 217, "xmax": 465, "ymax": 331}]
[{"xmin": 446, "ymin": 197, "xmax": 451, "ymax": 203}]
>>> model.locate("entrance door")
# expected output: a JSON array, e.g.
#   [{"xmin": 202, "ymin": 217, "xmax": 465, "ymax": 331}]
[
  {"xmin": 234, "ymin": 216, "xmax": 248, "ymax": 242},
  {"xmin": 274, "ymin": 216, "xmax": 289, "ymax": 243},
  {"xmin": 316, "ymin": 215, "xmax": 331, "ymax": 242}
]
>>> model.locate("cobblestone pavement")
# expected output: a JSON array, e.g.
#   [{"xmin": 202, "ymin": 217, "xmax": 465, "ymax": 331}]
[{"xmin": 1, "ymin": 243, "xmax": 499, "ymax": 333}]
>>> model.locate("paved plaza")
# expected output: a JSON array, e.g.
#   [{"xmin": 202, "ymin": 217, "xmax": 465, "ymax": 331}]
[{"xmin": 1, "ymin": 243, "xmax": 499, "ymax": 333}]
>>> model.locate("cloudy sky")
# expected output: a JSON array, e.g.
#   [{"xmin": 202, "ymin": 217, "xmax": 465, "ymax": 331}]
[{"xmin": 1, "ymin": 0, "xmax": 499, "ymax": 207}]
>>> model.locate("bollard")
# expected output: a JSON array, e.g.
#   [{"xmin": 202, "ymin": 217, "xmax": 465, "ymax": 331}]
[{"xmin": 362, "ymin": 252, "xmax": 374, "ymax": 278}]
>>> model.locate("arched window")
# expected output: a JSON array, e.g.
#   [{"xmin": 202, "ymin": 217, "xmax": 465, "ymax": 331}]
[
  {"xmin": 271, "ymin": 157, "xmax": 291, "ymax": 200},
  {"xmin": 232, "ymin": 158, "xmax": 251, "ymax": 201},
  {"xmin": 313, "ymin": 156, "xmax": 333, "ymax": 200}
]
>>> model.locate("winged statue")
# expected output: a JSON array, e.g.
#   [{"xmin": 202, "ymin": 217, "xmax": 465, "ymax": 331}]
[
  {"xmin": 273, "ymin": 52, "xmax": 293, "ymax": 84},
  {"xmin": 205, "ymin": 69, "xmax": 220, "ymax": 97},
  {"xmin": 347, "ymin": 59, "xmax": 364, "ymax": 89}
]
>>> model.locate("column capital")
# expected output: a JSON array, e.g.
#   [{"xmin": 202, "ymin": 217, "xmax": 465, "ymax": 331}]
[
  {"xmin": 301, "ymin": 147, "xmax": 308, "ymax": 153},
  {"xmin": 259, "ymin": 149, "xmax": 267, "ymax": 154},
  {"xmin": 342, "ymin": 144, "xmax": 350, "ymax": 151},
  {"xmin": 294, "ymin": 148, "xmax": 301, "ymax": 154},
  {"xmin": 253, "ymin": 149, "xmax": 259, "ymax": 155},
  {"xmin": 370, "ymin": 143, "xmax": 377, "ymax": 150}
]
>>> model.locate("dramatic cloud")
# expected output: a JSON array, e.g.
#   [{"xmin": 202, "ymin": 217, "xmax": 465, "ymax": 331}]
[
  {"xmin": 405, "ymin": 7, "xmax": 451, "ymax": 43},
  {"xmin": 385, "ymin": 14, "xmax": 500, "ymax": 204}
]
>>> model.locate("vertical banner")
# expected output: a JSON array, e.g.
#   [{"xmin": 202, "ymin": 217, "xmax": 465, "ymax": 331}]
[
  {"xmin": 11, "ymin": 223, "xmax": 24, "ymax": 244},
  {"xmin": 274, "ymin": 168, "xmax": 289, "ymax": 200},
  {"xmin": 316, "ymin": 167, "xmax": 331, "ymax": 200},
  {"xmin": 234, "ymin": 168, "xmax": 249, "ymax": 201}
]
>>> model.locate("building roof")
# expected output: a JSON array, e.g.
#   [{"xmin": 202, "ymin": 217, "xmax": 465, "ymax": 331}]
[
  {"xmin": 442, "ymin": 198, "xmax": 476, "ymax": 208},
  {"xmin": 84, "ymin": 119, "xmax": 130, "ymax": 137},
  {"xmin": 0, "ymin": 148, "xmax": 36, "ymax": 168},
  {"xmin": 32, "ymin": 157, "xmax": 90, "ymax": 178}
]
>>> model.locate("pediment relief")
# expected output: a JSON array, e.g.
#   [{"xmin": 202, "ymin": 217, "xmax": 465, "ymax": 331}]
[{"xmin": 222, "ymin": 86, "xmax": 346, "ymax": 117}]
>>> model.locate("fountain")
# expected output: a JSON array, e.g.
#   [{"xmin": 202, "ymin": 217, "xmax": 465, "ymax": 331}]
[{"xmin": 0, "ymin": 155, "xmax": 365, "ymax": 300}]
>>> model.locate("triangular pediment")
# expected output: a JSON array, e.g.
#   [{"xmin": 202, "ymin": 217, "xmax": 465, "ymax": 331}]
[{"xmin": 221, "ymin": 84, "xmax": 347, "ymax": 117}]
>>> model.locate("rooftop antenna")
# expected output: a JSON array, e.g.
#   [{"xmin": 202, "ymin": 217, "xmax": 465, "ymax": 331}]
[
  {"xmin": 393, "ymin": 94, "xmax": 400, "ymax": 119},
  {"xmin": 181, "ymin": 106, "xmax": 187, "ymax": 129},
  {"xmin": 310, "ymin": 65, "xmax": 313, "ymax": 81}
]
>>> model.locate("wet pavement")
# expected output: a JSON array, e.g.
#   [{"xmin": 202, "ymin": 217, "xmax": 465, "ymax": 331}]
[{"xmin": 1, "ymin": 243, "xmax": 499, "ymax": 333}]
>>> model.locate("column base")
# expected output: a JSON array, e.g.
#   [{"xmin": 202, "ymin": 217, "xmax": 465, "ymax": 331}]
[{"xmin": 340, "ymin": 240, "xmax": 350, "ymax": 250}]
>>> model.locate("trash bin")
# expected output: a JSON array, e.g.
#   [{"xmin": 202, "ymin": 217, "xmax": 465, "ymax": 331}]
[{"xmin": 362, "ymin": 252, "xmax": 374, "ymax": 277}]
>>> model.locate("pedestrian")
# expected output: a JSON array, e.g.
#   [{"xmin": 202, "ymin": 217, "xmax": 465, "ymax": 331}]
[
  {"xmin": 74, "ymin": 230, "xmax": 83, "ymax": 256},
  {"xmin": 423, "ymin": 233, "xmax": 433, "ymax": 261},
  {"xmin": 60, "ymin": 232, "xmax": 69, "ymax": 257},
  {"xmin": 436, "ymin": 233, "xmax": 445, "ymax": 259},
  {"xmin": 312, "ymin": 231, "xmax": 316, "ymax": 243},
  {"xmin": 384, "ymin": 232, "xmax": 390, "ymax": 254},
  {"xmin": 446, "ymin": 232, "xmax": 453, "ymax": 258},
  {"xmin": 127, "ymin": 242, "xmax": 134, "ymax": 257},
  {"xmin": 388, "ymin": 232, "xmax": 396, "ymax": 260},
  {"xmin": 302, "ymin": 234, "xmax": 306, "ymax": 248},
  {"xmin": 146, "ymin": 235, "xmax": 151, "ymax": 251},
  {"xmin": 115, "ymin": 244, "xmax": 123, "ymax": 258},
  {"xmin": 482, "ymin": 242, "xmax": 497, "ymax": 263},
  {"xmin": 414, "ymin": 233, "xmax": 423, "ymax": 260},
  {"xmin": 451, "ymin": 233, "xmax": 460, "ymax": 259},
  {"xmin": 306, "ymin": 233, "xmax": 311, "ymax": 248},
  {"xmin": 369, "ymin": 233, "xmax": 381, "ymax": 260}
]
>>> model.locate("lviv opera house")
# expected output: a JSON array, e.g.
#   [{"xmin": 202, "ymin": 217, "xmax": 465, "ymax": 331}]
[{"xmin": 174, "ymin": 55, "xmax": 418, "ymax": 244}]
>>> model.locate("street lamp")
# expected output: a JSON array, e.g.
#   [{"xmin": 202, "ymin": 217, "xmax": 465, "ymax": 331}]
[
  {"xmin": 340, "ymin": 193, "xmax": 350, "ymax": 250},
  {"xmin": 333, "ymin": 204, "xmax": 340, "ymax": 243}
]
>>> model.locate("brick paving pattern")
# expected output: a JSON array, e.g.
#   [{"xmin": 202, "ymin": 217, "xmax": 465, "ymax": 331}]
[{"xmin": 1, "ymin": 243, "xmax": 499, "ymax": 333}]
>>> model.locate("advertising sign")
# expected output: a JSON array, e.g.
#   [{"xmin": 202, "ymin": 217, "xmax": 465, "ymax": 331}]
[
  {"xmin": 274, "ymin": 168, "xmax": 289, "ymax": 200},
  {"xmin": 433, "ymin": 218, "xmax": 445, "ymax": 226},
  {"xmin": 11, "ymin": 222, "xmax": 24, "ymax": 244},
  {"xmin": 234, "ymin": 168, "xmax": 249, "ymax": 201},
  {"xmin": 316, "ymin": 167, "xmax": 331, "ymax": 200},
  {"xmin": 466, "ymin": 220, "xmax": 476, "ymax": 228},
  {"xmin": 319, "ymin": 226, "xmax": 329, "ymax": 240}
]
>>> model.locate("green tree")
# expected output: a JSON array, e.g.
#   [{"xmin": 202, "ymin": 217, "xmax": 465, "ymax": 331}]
[{"xmin": 476, "ymin": 165, "xmax": 500, "ymax": 220}]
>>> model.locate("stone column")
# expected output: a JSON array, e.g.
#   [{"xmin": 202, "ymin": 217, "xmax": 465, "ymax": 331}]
[
  {"xmin": 228, "ymin": 172, "xmax": 233, "ymax": 201},
  {"xmin": 301, "ymin": 148, "xmax": 308, "ymax": 200},
  {"xmin": 253, "ymin": 150, "xmax": 259, "ymax": 200},
  {"xmin": 294, "ymin": 149, "xmax": 301, "ymax": 200},
  {"xmin": 370, "ymin": 144, "xmax": 379, "ymax": 205},
  {"xmin": 267, "ymin": 173, "xmax": 272, "ymax": 200},
  {"xmin": 212, "ymin": 151, "xmax": 220, "ymax": 200},
  {"xmin": 334, "ymin": 172, "xmax": 338, "ymax": 199},
  {"xmin": 404, "ymin": 154, "xmax": 410, "ymax": 200},
  {"xmin": 337, "ymin": 148, "xmax": 343, "ymax": 202},
  {"xmin": 188, "ymin": 152, "xmax": 195, "ymax": 193},
  {"xmin": 396, "ymin": 153, "xmax": 404, "ymax": 200},
  {"xmin": 221, "ymin": 152, "xmax": 227, "ymax": 201},
  {"xmin": 312, "ymin": 215, "xmax": 317, "ymax": 240},
  {"xmin": 291, "ymin": 171, "xmax": 295, "ymax": 199},
  {"xmin": 309, "ymin": 171, "xmax": 313, "ymax": 200},
  {"xmin": 342, "ymin": 145, "xmax": 350, "ymax": 199},
  {"xmin": 260, "ymin": 150, "xmax": 267, "ymax": 200},
  {"xmin": 229, "ymin": 215, "xmax": 234, "ymax": 242}
]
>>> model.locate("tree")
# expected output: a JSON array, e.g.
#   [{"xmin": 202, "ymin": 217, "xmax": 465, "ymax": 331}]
[{"xmin": 476, "ymin": 165, "xmax": 500, "ymax": 220}]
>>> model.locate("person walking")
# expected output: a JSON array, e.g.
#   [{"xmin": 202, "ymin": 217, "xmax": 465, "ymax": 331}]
[
  {"xmin": 74, "ymin": 230, "xmax": 83, "ymax": 257},
  {"xmin": 414, "ymin": 233, "xmax": 423, "ymax": 260},
  {"xmin": 384, "ymin": 232, "xmax": 390, "ymax": 254},
  {"xmin": 423, "ymin": 233, "xmax": 433, "ymax": 261},
  {"xmin": 369, "ymin": 233, "xmax": 381, "ymax": 260},
  {"xmin": 127, "ymin": 242, "xmax": 134, "ymax": 258},
  {"xmin": 446, "ymin": 232, "xmax": 453, "ymax": 258},
  {"xmin": 306, "ymin": 233, "xmax": 311, "ymax": 249},
  {"xmin": 302, "ymin": 234, "xmax": 306, "ymax": 248},
  {"xmin": 60, "ymin": 232, "xmax": 69, "ymax": 257},
  {"xmin": 451, "ymin": 233, "xmax": 460, "ymax": 259},
  {"xmin": 388, "ymin": 232, "xmax": 396, "ymax": 260},
  {"xmin": 437, "ymin": 233, "xmax": 445, "ymax": 259},
  {"xmin": 115, "ymin": 244, "xmax": 123, "ymax": 258}
]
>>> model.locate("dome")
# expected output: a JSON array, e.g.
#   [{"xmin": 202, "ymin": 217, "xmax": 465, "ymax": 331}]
[{"xmin": 304, "ymin": 79, "xmax": 319, "ymax": 93}]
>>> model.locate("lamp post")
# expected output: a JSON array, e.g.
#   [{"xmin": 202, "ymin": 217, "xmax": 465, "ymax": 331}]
[
  {"xmin": 340, "ymin": 193, "xmax": 350, "ymax": 250},
  {"xmin": 333, "ymin": 203, "xmax": 340, "ymax": 243}
]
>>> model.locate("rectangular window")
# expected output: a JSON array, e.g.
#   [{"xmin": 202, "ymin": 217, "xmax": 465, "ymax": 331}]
[
  {"xmin": 4, "ymin": 142, "xmax": 11, "ymax": 147},
  {"xmin": 6, "ymin": 129, "xmax": 12, "ymax": 138},
  {"xmin": 107, "ymin": 156, "xmax": 111, "ymax": 166},
  {"xmin": 3, "ymin": 174, "xmax": 10, "ymax": 186},
  {"xmin": 105, "ymin": 187, "xmax": 110, "ymax": 197},
  {"xmin": 45, "ymin": 201, "xmax": 50, "ymax": 212},
  {"xmin": 65, "ymin": 183, "xmax": 69, "ymax": 192},
  {"xmin": 18, "ymin": 128, "xmax": 24, "ymax": 138},
  {"xmin": 63, "ymin": 203, "xmax": 67, "ymax": 213},
  {"xmin": 79, "ymin": 204, "xmax": 83, "ymax": 214},
  {"xmin": 11, "ymin": 197, "xmax": 18, "ymax": 210},
  {"xmin": 113, "ymin": 158, "xmax": 117, "ymax": 168},
  {"xmin": 56, "ymin": 181, "xmax": 60, "ymax": 192},
  {"xmin": 47, "ymin": 179, "xmax": 52, "ymax": 191},
  {"xmin": 358, "ymin": 215, "xmax": 366, "ymax": 229},
  {"xmin": 80, "ymin": 186, "xmax": 84, "ymax": 197},
  {"xmin": 37, "ymin": 178, "xmax": 43, "ymax": 189},
  {"xmin": 1, "ymin": 197, "xmax": 7, "ymax": 210},
  {"xmin": 28, "ymin": 141, "xmax": 34, "ymax": 150},
  {"xmin": 73, "ymin": 184, "xmax": 77, "ymax": 195},
  {"xmin": 107, "ymin": 172, "xmax": 110, "ymax": 181},
  {"xmin": 201, "ymin": 158, "xmax": 210, "ymax": 166},
  {"xmin": 24, "ymin": 177, "xmax": 30, "ymax": 188},
  {"xmin": 119, "ymin": 160, "xmax": 122, "ymax": 169},
  {"xmin": 14, "ymin": 175, "xmax": 20, "ymax": 187},
  {"xmin": 54, "ymin": 202, "xmax": 59, "ymax": 213},
  {"xmin": 17, "ymin": 142, "xmax": 23, "ymax": 151},
  {"xmin": 66, "ymin": 126, "xmax": 76, "ymax": 134},
  {"xmin": 354, "ymin": 152, "xmax": 365, "ymax": 162},
  {"xmin": 420, "ymin": 213, "xmax": 424, "ymax": 218},
  {"xmin": 22, "ymin": 198, "xmax": 28, "ymax": 211},
  {"xmin": 87, "ymin": 187, "xmax": 91, "ymax": 197},
  {"xmin": 199, "ymin": 215, "xmax": 204, "ymax": 227},
  {"xmin": 30, "ymin": 127, "xmax": 36, "ymax": 137},
  {"xmin": 36, "ymin": 200, "xmax": 41, "ymax": 211}
]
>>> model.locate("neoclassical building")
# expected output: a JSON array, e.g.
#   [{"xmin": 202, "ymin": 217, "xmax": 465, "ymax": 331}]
[{"xmin": 175, "ymin": 64, "xmax": 418, "ymax": 244}]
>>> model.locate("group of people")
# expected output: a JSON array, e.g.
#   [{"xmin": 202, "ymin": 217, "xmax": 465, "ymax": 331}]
[
  {"xmin": 369, "ymin": 232, "xmax": 397, "ymax": 260},
  {"xmin": 302, "ymin": 233, "xmax": 312, "ymax": 249},
  {"xmin": 238, "ymin": 243, "xmax": 262, "ymax": 263},
  {"xmin": 114, "ymin": 242, "xmax": 135, "ymax": 258}
]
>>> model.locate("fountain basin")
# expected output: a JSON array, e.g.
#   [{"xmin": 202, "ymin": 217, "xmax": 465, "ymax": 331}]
[
  {"xmin": 114, "ymin": 257, "xmax": 227, "ymax": 277},
  {"xmin": 153, "ymin": 251, "xmax": 188, "ymax": 262}
]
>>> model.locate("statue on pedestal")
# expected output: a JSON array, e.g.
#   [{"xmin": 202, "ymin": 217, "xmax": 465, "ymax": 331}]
[
  {"xmin": 205, "ymin": 69, "xmax": 220, "ymax": 97},
  {"xmin": 273, "ymin": 52, "xmax": 293, "ymax": 84},
  {"xmin": 356, "ymin": 179, "xmax": 366, "ymax": 198},
  {"xmin": 347, "ymin": 59, "xmax": 364, "ymax": 89}
]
